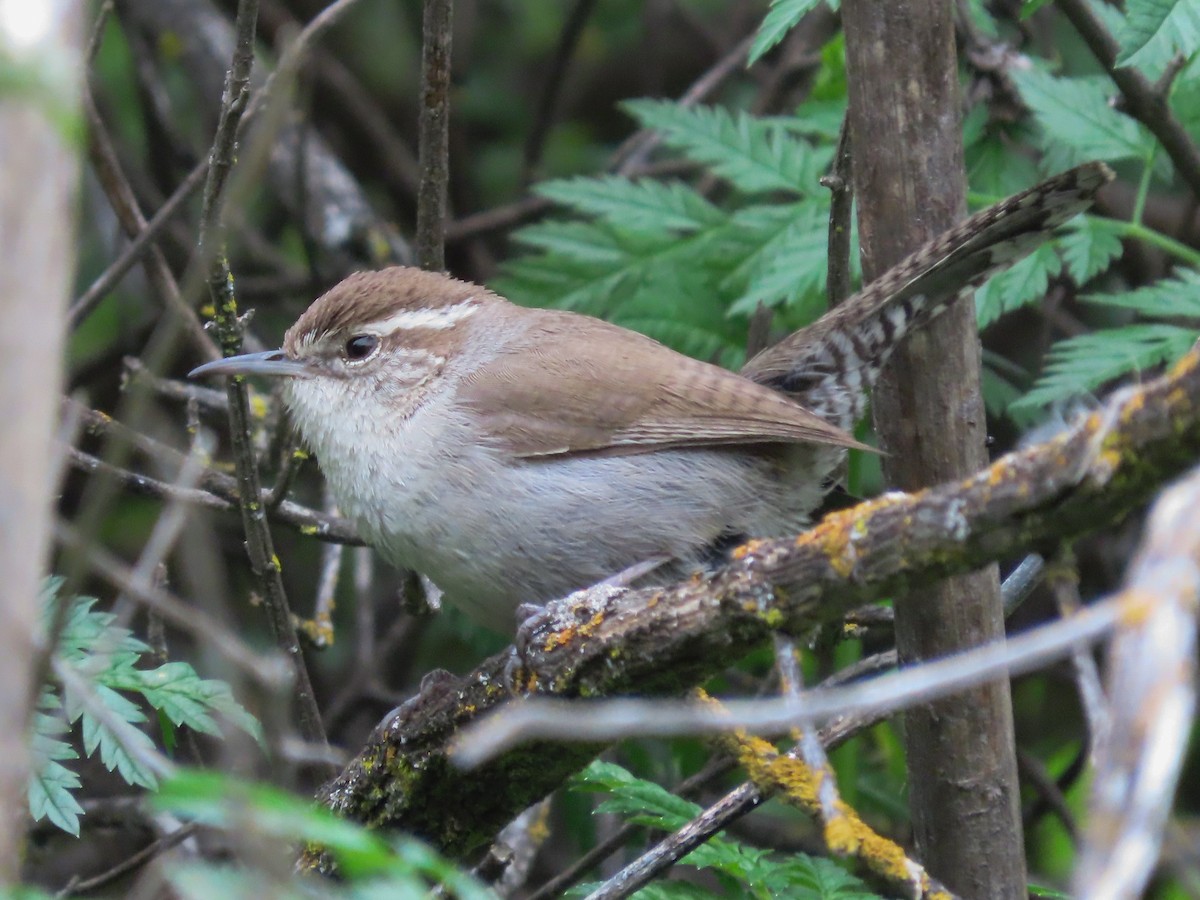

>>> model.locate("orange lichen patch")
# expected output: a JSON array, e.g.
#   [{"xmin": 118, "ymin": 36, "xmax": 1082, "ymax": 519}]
[
  {"xmin": 984, "ymin": 457, "xmax": 1018, "ymax": 488},
  {"xmin": 542, "ymin": 610, "xmax": 606, "ymax": 652},
  {"xmin": 794, "ymin": 505, "xmax": 872, "ymax": 578},
  {"xmin": 1168, "ymin": 386, "xmax": 1190, "ymax": 409},
  {"xmin": 731, "ymin": 538, "xmax": 770, "ymax": 560}
]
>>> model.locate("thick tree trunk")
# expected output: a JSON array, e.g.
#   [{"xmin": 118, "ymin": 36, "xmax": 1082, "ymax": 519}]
[{"xmin": 841, "ymin": 1, "xmax": 1027, "ymax": 895}]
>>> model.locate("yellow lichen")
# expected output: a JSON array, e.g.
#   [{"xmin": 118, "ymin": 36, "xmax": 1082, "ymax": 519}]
[{"xmin": 1118, "ymin": 588, "xmax": 1155, "ymax": 626}]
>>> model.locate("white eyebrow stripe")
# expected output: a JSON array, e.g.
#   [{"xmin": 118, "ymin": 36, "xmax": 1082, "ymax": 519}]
[{"xmin": 360, "ymin": 300, "xmax": 478, "ymax": 334}]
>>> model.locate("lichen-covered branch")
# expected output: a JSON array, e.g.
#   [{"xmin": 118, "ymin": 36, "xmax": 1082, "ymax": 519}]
[{"xmin": 299, "ymin": 339, "xmax": 1200, "ymax": 863}]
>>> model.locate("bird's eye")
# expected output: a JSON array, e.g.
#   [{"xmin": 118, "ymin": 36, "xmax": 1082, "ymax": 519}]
[{"xmin": 343, "ymin": 334, "xmax": 379, "ymax": 362}]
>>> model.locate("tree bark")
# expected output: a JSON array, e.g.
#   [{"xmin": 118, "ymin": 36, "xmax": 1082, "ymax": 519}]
[
  {"xmin": 0, "ymin": 1, "xmax": 83, "ymax": 882},
  {"xmin": 842, "ymin": 1, "xmax": 1027, "ymax": 896}
]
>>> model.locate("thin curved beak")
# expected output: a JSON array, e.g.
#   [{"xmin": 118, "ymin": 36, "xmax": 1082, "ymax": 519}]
[{"xmin": 188, "ymin": 349, "xmax": 309, "ymax": 379}]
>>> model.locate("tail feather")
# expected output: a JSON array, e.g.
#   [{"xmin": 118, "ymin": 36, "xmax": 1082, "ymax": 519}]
[{"xmin": 740, "ymin": 162, "xmax": 1114, "ymax": 431}]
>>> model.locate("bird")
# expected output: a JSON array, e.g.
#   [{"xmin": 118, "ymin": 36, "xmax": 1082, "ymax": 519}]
[{"xmin": 191, "ymin": 162, "xmax": 1112, "ymax": 632}]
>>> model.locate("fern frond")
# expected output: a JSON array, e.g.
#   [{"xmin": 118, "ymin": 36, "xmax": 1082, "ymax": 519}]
[
  {"xmin": 623, "ymin": 99, "xmax": 833, "ymax": 195},
  {"xmin": 1014, "ymin": 323, "xmax": 1198, "ymax": 411},
  {"xmin": 1116, "ymin": 0, "xmax": 1200, "ymax": 74},
  {"xmin": 1011, "ymin": 69, "xmax": 1154, "ymax": 165},
  {"xmin": 975, "ymin": 244, "xmax": 1063, "ymax": 328},
  {"xmin": 1083, "ymin": 267, "xmax": 1200, "ymax": 319},
  {"xmin": 749, "ymin": 0, "xmax": 828, "ymax": 64},
  {"xmin": 535, "ymin": 176, "xmax": 725, "ymax": 233}
]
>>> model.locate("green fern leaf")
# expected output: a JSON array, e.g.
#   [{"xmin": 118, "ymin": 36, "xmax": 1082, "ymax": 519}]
[
  {"xmin": 536, "ymin": 176, "xmax": 725, "ymax": 233},
  {"xmin": 1015, "ymin": 323, "xmax": 1199, "ymax": 410},
  {"xmin": 623, "ymin": 99, "xmax": 833, "ymax": 195},
  {"xmin": 749, "ymin": 0, "xmax": 827, "ymax": 65},
  {"xmin": 725, "ymin": 200, "xmax": 829, "ymax": 317},
  {"xmin": 1059, "ymin": 216, "xmax": 1125, "ymax": 284},
  {"xmin": 975, "ymin": 243, "xmax": 1063, "ymax": 327},
  {"xmin": 28, "ymin": 711, "xmax": 83, "ymax": 837},
  {"xmin": 1117, "ymin": 0, "xmax": 1200, "ymax": 75},
  {"xmin": 67, "ymin": 683, "xmax": 159, "ymax": 790},
  {"xmin": 571, "ymin": 762, "xmax": 883, "ymax": 899},
  {"xmin": 1011, "ymin": 69, "xmax": 1153, "ymax": 164},
  {"xmin": 1083, "ymin": 267, "xmax": 1200, "ymax": 318},
  {"xmin": 110, "ymin": 661, "xmax": 264, "ymax": 744},
  {"xmin": 761, "ymin": 853, "xmax": 882, "ymax": 899}
]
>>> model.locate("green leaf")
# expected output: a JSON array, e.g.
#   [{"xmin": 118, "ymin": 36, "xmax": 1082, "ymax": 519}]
[
  {"xmin": 966, "ymin": 129, "xmax": 1042, "ymax": 198},
  {"xmin": 67, "ymin": 683, "xmax": 159, "ymax": 789},
  {"xmin": 726, "ymin": 200, "xmax": 830, "ymax": 318},
  {"xmin": 1011, "ymin": 69, "xmax": 1153, "ymax": 164},
  {"xmin": 1015, "ymin": 323, "xmax": 1199, "ymax": 410},
  {"xmin": 28, "ymin": 713, "xmax": 83, "ymax": 836},
  {"xmin": 749, "ymin": 0, "xmax": 826, "ymax": 65},
  {"xmin": 1059, "ymin": 216, "xmax": 1125, "ymax": 284},
  {"xmin": 158, "ymin": 771, "xmax": 493, "ymax": 899},
  {"xmin": 761, "ymin": 853, "xmax": 881, "ymax": 898},
  {"xmin": 158, "ymin": 770, "xmax": 395, "ymax": 878},
  {"xmin": 570, "ymin": 763, "xmax": 884, "ymax": 898},
  {"xmin": 536, "ymin": 177, "xmax": 726, "ymax": 233},
  {"xmin": 505, "ymin": 214, "xmax": 733, "ymax": 327},
  {"xmin": 576, "ymin": 761, "xmax": 702, "ymax": 829},
  {"xmin": 1082, "ymin": 266, "xmax": 1200, "ymax": 318},
  {"xmin": 623, "ymin": 99, "xmax": 832, "ymax": 195},
  {"xmin": 612, "ymin": 268, "xmax": 745, "ymax": 368},
  {"xmin": 1117, "ymin": 0, "xmax": 1200, "ymax": 75},
  {"xmin": 975, "ymin": 243, "xmax": 1063, "ymax": 327},
  {"xmin": 109, "ymin": 661, "xmax": 264, "ymax": 745}
]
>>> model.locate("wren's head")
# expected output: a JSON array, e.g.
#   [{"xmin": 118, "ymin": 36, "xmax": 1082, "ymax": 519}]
[{"xmin": 189, "ymin": 267, "xmax": 490, "ymax": 440}]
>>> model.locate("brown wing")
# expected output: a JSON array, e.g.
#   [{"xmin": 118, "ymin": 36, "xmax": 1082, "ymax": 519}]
[{"xmin": 457, "ymin": 310, "xmax": 870, "ymax": 459}]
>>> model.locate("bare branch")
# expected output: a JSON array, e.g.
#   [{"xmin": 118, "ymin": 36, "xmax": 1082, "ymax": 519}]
[
  {"xmin": 415, "ymin": 0, "xmax": 453, "ymax": 271},
  {"xmin": 195, "ymin": 0, "xmax": 329, "ymax": 760},
  {"xmin": 1076, "ymin": 466, "xmax": 1200, "ymax": 900}
]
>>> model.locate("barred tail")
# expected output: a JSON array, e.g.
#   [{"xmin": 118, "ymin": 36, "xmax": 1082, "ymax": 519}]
[{"xmin": 740, "ymin": 162, "xmax": 1114, "ymax": 432}]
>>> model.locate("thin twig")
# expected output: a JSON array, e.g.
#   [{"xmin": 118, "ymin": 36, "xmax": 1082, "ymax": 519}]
[
  {"xmin": 54, "ymin": 520, "xmax": 286, "ymax": 686},
  {"xmin": 821, "ymin": 118, "xmax": 853, "ymax": 307},
  {"xmin": 612, "ymin": 32, "xmax": 755, "ymax": 176},
  {"xmin": 1017, "ymin": 748, "xmax": 1078, "ymax": 841},
  {"xmin": 1076, "ymin": 464, "xmax": 1200, "ymax": 900},
  {"xmin": 65, "ymin": 418, "xmax": 360, "ymax": 544},
  {"xmin": 456, "ymin": 598, "xmax": 1122, "ymax": 764},
  {"xmin": 1045, "ymin": 551, "xmax": 1111, "ymax": 758},
  {"xmin": 195, "ymin": 0, "xmax": 329, "ymax": 761},
  {"xmin": 520, "ymin": 0, "xmax": 597, "ymax": 187},
  {"xmin": 580, "ymin": 703, "xmax": 903, "ymax": 900},
  {"xmin": 1056, "ymin": 0, "xmax": 1200, "ymax": 199},
  {"xmin": 772, "ymin": 636, "xmax": 841, "ymax": 827},
  {"xmin": 70, "ymin": 160, "xmax": 210, "ymax": 326},
  {"xmin": 58, "ymin": 823, "xmax": 198, "ymax": 897},
  {"xmin": 82, "ymin": 81, "xmax": 217, "ymax": 360},
  {"xmin": 415, "ymin": 0, "xmax": 453, "ymax": 271}
]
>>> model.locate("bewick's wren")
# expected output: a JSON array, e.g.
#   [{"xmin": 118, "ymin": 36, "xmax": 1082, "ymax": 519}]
[{"xmin": 192, "ymin": 163, "xmax": 1110, "ymax": 631}]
